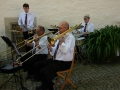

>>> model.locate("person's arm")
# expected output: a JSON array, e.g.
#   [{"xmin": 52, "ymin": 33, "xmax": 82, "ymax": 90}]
[
  {"xmin": 28, "ymin": 14, "xmax": 34, "ymax": 29},
  {"xmin": 59, "ymin": 35, "xmax": 75, "ymax": 54}
]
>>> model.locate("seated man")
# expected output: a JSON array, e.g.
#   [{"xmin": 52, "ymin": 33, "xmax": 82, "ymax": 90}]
[
  {"xmin": 21, "ymin": 25, "xmax": 48, "ymax": 79},
  {"xmin": 78, "ymin": 14, "xmax": 94, "ymax": 37},
  {"xmin": 34, "ymin": 21, "xmax": 75, "ymax": 90}
]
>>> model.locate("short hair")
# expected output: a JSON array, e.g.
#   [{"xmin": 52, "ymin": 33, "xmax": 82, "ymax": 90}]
[
  {"xmin": 38, "ymin": 25, "xmax": 45, "ymax": 33},
  {"xmin": 23, "ymin": 3, "xmax": 29, "ymax": 8}
]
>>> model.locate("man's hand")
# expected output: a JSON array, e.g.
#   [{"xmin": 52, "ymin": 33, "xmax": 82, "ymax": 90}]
[
  {"xmin": 47, "ymin": 42, "xmax": 52, "ymax": 51},
  {"xmin": 33, "ymin": 34, "xmax": 39, "ymax": 42},
  {"xmin": 24, "ymin": 40, "xmax": 28, "ymax": 45}
]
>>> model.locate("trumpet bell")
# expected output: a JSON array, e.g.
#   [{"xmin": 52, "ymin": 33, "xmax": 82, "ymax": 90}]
[{"xmin": 47, "ymin": 37, "xmax": 56, "ymax": 46}]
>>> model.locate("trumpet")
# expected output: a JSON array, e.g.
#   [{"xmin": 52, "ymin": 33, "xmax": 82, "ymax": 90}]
[{"xmin": 48, "ymin": 23, "xmax": 82, "ymax": 46}]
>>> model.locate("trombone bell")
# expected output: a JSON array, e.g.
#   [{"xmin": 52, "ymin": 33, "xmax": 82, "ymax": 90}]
[{"xmin": 47, "ymin": 37, "xmax": 56, "ymax": 46}]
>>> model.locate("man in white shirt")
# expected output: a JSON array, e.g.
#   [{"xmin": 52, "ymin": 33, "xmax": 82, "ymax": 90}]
[
  {"xmin": 18, "ymin": 3, "xmax": 34, "ymax": 52},
  {"xmin": 34, "ymin": 21, "xmax": 75, "ymax": 90},
  {"xmin": 78, "ymin": 14, "xmax": 94, "ymax": 36},
  {"xmin": 21, "ymin": 25, "xmax": 48, "ymax": 79}
]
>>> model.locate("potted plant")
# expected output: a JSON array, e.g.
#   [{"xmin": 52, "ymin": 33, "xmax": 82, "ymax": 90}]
[{"xmin": 84, "ymin": 25, "xmax": 120, "ymax": 63}]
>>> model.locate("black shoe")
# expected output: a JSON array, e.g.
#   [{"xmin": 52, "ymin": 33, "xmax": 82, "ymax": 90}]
[
  {"xmin": 26, "ymin": 72, "xmax": 31, "ymax": 79},
  {"xmin": 35, "ymin": 85, "xmax": 42, "ymax": 90}
]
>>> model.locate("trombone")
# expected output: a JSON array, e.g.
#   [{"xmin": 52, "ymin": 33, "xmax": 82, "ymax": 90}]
[
  {"xmin": 17, "ymin": 23, "xmax": 82, "ymax": 65},
  {"xmin": 0, "ymin": 36, "xmax": 33, "ymax": 55},
  {"xmin": 48, "ymin": 23, "xmax": 82, "ymax": 46},
  {"xmin": 16, "ymin": 31, "xmax": 59, "ymax": 64},
  {"xmin": 0, "ymin": 31, "xmax": 54, "ymax": 57}
]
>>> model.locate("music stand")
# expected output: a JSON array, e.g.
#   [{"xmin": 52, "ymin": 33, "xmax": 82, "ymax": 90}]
[{"xmin": 0, "ymin": 36, "xmax": 28, "ymax": 90}]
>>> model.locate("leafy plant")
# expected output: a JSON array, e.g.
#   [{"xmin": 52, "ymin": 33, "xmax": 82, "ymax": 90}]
[{"xmin": 84, "ymin": 25, "xmax": 120, "ymax": 63}]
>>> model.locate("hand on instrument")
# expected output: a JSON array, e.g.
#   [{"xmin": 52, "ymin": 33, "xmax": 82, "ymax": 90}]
[
  {"xmin": 33, "ymin": 34, "xmax": 39, "ymax": 42},
  {"xmin": 24, "ymin": 40, "xmax": 29, "ymax": 45},
  {"xmin": 47, "ymin": 42, "xmax": 52, "ymax": 51}
]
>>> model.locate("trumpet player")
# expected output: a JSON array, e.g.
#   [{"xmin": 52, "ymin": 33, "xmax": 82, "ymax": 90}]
[
  {"xmin": 34, "ymin": 21, "xmax": 75, "ymax": 90},
  {"xmin": 21, "ymin": 25, "xmax": 48, "ymax": 79}
]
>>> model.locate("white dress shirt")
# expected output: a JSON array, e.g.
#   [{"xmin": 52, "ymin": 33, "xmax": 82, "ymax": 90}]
[
  {"xmin": 50, "ymin": 33, "xmax": 75, "ymax": 61},
  {"xmin": 78, "ymin": 22, "xmax": 94, "ymax": 33},
  {"xmin": 18, "ymin": 12, "xmax": 34, "ymax": 32},
  {"xmin": 32, "ymin": 36, "xmax": 48, "ymax": 54}
]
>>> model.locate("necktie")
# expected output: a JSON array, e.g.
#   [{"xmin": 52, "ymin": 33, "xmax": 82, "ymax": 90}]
[
  {"xmin": 25, "ymin": 14, "xmax": 27, "ymax": 25},
  {"xmin": 53, "ymin": 41, "xmax": 60, "ymax": 60},
  {"xmin": 84, "ymin": 23, "xmax": 87, "ymax": 32}
]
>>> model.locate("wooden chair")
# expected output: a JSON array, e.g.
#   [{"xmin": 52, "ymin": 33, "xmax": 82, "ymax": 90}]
[{"xmin": 54, "ymin": 47, "xmax": 76, "ymax": 90}]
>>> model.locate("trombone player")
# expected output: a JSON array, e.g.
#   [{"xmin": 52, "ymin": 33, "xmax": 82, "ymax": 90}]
[
  {"xmin": 21, "ymin": 25, "xmax": 48, "ymax": 79},
  {"xmin": 34, "ymin": 21, "xmax": 75, "ymax": 90}
]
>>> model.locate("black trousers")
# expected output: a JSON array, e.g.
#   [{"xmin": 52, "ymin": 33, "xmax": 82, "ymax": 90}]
[
  {"xmin": 34, "ymin": 59, "xmax": 72, "ymax": 90},
  {"xmin": 23, "ymin": 31, "xmax": 33, "ymax": 52},
  {"xmin": 21, "ymin": 54, "xmax": 47, "ymax": 73}
]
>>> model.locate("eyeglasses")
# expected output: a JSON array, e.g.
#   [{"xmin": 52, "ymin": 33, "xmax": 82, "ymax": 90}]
[{"xmin": 57, "ymin": 26, "xmax": 66, "ymax": 30}]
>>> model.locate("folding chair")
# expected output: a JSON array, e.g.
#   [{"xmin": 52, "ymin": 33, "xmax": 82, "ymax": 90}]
[{"xmin": 54, "ymin": 47, "xmax": 76, "ymax": 90}]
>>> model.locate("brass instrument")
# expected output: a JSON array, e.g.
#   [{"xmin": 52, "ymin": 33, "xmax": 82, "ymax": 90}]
[
  {"xmin": 16, "ymin": 31, "xmax": 59, "ymax": 65},
  {"xmin": 48, "ymin": 24, "xmax": 82, "ymax": 46},
  {"xmin": 17, "ymin": 45, "xmax": 47, "ymax": 65},
  {"xmin": 15, "ymin": 24, "xmax": 81, "ymax": 65},
  {"xmin": 0, "ymin": 31, "xmax": 53, "ymax": 57},
  {"xmin": 28, "ymin": 29, "xmax": 35, "ymax": 35},
  {"xmin": 25, "ymin": 31, "xmax": 54, "ymax": 43}
]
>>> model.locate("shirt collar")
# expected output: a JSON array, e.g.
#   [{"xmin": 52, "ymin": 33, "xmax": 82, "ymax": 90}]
[
  {"xmin": 24, "ymin": 12, "xmax": 30, "ymax": 15},
  {"xmin": 84, "ymin": 21, "xmax": 90, "ymax": 25}
]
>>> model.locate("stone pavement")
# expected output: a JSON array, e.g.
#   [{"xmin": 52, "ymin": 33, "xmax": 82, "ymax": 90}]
[{"xmin": 0, "ymin": 59, "xmax": 120, "ymax": 90}]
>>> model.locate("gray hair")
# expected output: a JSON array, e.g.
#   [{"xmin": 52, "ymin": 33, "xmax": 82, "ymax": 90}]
[{"xmin": 38, "ymin": 25, "xmax": 45, "ymax": 33}]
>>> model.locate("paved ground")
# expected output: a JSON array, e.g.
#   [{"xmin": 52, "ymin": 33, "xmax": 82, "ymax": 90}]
[{"xmin": 0, "ymin": 57, "xmax": 120, "ymax": 90}]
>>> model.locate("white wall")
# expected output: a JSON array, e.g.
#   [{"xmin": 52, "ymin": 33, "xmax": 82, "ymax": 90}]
[{"xmin": 0, "ymin": 0, "xmax": 120, "ymax": 51}]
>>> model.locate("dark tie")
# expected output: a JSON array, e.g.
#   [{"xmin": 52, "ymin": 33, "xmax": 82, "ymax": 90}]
[
  {"xmin": 53, "ymin": 41, "xmax": 60, "ymax": 60},
  {"xmin": 25, "ymin": 14, "xmax": 27, "ymax": 25},
  {"xmin": 84, "ymin": 23, "xmax": 87, "ymax": 32}
]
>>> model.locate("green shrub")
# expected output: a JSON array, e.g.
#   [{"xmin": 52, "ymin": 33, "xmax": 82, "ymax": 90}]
[{"xmin": 85, "ymin": 25, "xmax": 120, "ymax": 63}]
